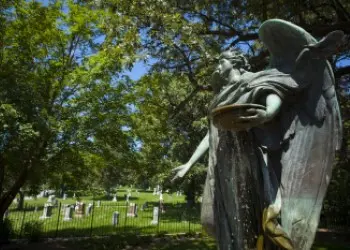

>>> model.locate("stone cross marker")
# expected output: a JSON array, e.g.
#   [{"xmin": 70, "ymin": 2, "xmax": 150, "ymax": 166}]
[
  {"xmin": 63, "ymin": 205, "xmax": 73, "ymax": 221},
  {"xmin": 150, "ymin": 206, "xmax": 159, "ymax": 225},
  {"xmin": 63, "ymin": 193, "xmax": 67, "ymax": 200},
  {"xmin": 40, "ymin": 203, "xmax": 53, "ymax": 219},
  {"xmin": 112, "ymin": 211, "xmax": 119, "ymax": 226}
]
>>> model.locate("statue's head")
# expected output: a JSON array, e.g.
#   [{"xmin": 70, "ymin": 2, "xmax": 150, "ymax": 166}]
[
  {"xmin": 211, "ymin": 48, "xmax": 250, "ymax": 93},
  {"xmin": 219, "ymin": 48, "xmax": 251, "ymax": 72}
]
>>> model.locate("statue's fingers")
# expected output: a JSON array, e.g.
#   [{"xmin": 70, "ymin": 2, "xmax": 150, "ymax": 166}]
[
  {"xmin": 246, "ymin": 108, "xmax": 257, "ymax": 113},
  {"xmin": 238, "ymin": 115, "xmax": 258, "ymax": 121}
]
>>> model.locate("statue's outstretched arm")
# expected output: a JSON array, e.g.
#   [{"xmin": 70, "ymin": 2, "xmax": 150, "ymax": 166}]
[{"xmin": 171, "ymin": 132, "xmax": 209, "ymax": 181}]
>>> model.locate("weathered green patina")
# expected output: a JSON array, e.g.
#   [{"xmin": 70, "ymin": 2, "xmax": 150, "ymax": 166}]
[{"xmin": 173, "ymin": 19, "xmax": 343, "ymax": 250}]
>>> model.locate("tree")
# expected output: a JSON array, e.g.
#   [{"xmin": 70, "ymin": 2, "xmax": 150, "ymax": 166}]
[{"xmin": 0, "ymin": 0, "xmax": 139, "ymax": 218}]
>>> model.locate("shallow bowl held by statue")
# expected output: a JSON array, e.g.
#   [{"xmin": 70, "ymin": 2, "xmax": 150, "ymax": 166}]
[{"xmin": 211, "ymin": 103, "xmax": 266, "ymax": 131}]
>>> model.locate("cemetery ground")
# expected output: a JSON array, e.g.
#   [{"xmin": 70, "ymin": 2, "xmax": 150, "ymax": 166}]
[
  {"xmin": 2, "ymin": 232, "xmax": 350, "ymax": 250},
  {"xmin": 5, "ymin": 189, "xmax": 203, "ymax": 239},
  {"xmin": 2, "ymin": 189, "xmax": 350, "ymax": 249}
]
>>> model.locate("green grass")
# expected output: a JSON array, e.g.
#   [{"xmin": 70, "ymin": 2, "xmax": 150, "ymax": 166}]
[
  {"xmin": 8, "ymin": 235, "xmax": 349, "ymax": 250},
  {"xmin": 7, "ymin": 189, "xmax": 204, "ymax": 239}
]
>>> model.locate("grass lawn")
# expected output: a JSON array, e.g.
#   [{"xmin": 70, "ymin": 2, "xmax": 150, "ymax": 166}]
[
  {"xmin": 2, "ymin": 235, "xmax": 349, "ymax": 250},
  {"xmin": 6, "ymin": 189, "xmax": 204, "ymax": 239},
  {"xmin": 4, "ymin": 189, "xmax": 349, "ymax": 249}
]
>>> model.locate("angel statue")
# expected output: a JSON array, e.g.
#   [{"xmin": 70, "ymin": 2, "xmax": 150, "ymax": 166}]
[{"xmin": 172, "ymin": 19, "xmax": 343, "ymax": 250}]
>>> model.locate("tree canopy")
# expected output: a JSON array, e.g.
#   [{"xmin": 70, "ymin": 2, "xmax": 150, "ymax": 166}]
[{"xmin": 0, "ymin": 0, "xmax": 349, "ymax": 216}]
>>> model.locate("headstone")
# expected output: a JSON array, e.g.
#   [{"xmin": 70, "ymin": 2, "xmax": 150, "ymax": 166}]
[
  {"xmin": 126, "ymin": 194, "xmax": 130, "ymax": 203},
  {"xmin": 160, "ymin": 200, "xmax": 165, "ymax": 213},
  {"xmin": 75, "ymin": 202, "xmax": 85, "ymax": 218},
  {"xmin": 86, "ymin": 203, "xmax": 93, "ymax": 216},
  {"xmin": 150, "ymin": 206, "xmax": 159, "ymax": 225},
  {"xmin": 176, "ymin": 191, "xmax": 179, "ymax": 196},
  {"xmin": 112, "ymin": 212, "xmax": 119, "ymax": 226},
  {"xmin": 37, "ymin": 191, "xmax": 45, "ymax": 198},
  {"xmin": 141, "ymin": 202, "xmax": 148, "ymax": 211},
  {"xmin": 147, "ymin": 187, "xmax": 151, "ymax": 191},
  {"xmin": 63, "ymin": 205, "xmax": 73, "ymax": 221},
  {"xmin": 159, "ymin": 193, "xmax": 163, "ymax": 202},
  {"xmin": 97, "ymin": 200, "xmax": 101, "ymax": 207},
  {"xmin": 112, "ymin": 195, "xmax": 117, "ymax": 202},
  {"xmin": 40, "ymin": 203, "xmax": 53, "ymax": 219},
  {"xmin": 153, "ymin": 188, "xmax": 157, "ymax": 195},
  {"xmin": 127, "ymin": 203, "xmax": 137, "ymax": 217},
  {"xmin": 63, "ymin": 193, "xmax": 67, "ymax": 200},
  {"xmin": 4, "ymin": 210, "xmax": 9, "ymax": 219},
  {"xmin": 73, "ymin": 193, "xmax": 76, "ymax": 198}
]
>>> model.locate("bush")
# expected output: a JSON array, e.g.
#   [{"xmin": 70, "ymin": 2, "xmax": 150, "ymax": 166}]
[
  {"xmin": 23, "ymin": 221, "xmax": 43, "ymax": 242},
  {"xmin": 0, "ymin": 218, "xmax": 13, "ymax": 243}
]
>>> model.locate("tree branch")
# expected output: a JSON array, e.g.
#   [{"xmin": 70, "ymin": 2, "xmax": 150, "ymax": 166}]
[
  {"xmin": 172, "ymin": 43, "xmax": 199, "ymax": 87},
  {"xmin": 169, "ymin": 87, "xmax": 201, "ymax": 119},
  {"xmin": 335, "ymin": 65, "xmax": 350, "ymax": 78},
  {"xmin": 303, "ymin": 22, "xmax": 350, "ymax": 37}
]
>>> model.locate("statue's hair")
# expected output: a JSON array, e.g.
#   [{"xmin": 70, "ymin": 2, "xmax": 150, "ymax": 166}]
[{"xmin": 220, "ymin": 48, "xmax": 251, "ymax": 71}]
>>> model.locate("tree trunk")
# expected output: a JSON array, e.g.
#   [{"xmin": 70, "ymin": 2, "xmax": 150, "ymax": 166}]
[
  {"xmin": 0, "ymin": 155, "xmax": 5, "ymax": 196},
  {"xmin": 0, "ymin": 166, "xmax": 30, "ymax": 219}
]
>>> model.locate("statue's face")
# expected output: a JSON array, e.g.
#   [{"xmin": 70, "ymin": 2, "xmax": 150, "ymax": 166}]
[{"xmin": 217, "ymin": 57, "xmax": 233, "ymax": 78}]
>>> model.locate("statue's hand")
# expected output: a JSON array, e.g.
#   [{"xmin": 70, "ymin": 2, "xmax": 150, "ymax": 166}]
[
  {"xmin": 237, "ymin": 108, "xmax": 270, "ymax": 124},
  {"xmin": 171, "ymin": 163, "xmax": 191, "ymax": 182}
]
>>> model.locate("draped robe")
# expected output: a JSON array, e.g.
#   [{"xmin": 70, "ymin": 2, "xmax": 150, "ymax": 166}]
[{"xmin": 201, "ymin": 64, "xmax": 342, "ymax": 250}]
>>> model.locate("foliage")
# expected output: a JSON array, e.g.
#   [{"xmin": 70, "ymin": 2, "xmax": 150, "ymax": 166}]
[
  {"xmin": 0, "ymin": 0, "xmax": 139, "ymax": 214},
  {"xmin": 0, "ymin": 218, "xmax": 13, "ymax": 243},
  {"xmin": 23, "ymin": 221, "xmax": 43, "ymax": 242},
  {"xmin": 1, "ymin": 0, "xmax": 350, "ymax": 219}
]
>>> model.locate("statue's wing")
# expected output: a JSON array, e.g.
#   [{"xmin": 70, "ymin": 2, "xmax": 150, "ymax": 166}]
[
  {"xmin": 259, "ymin": 19, "xmax": 342, "ymax": 135},
  {"xmin": 259, "ymin": 19, "xmax": 317, "ymax": 72},
  {"xmin": 259, "ymin": 19, "xmax": 342, "ymax": 249}
]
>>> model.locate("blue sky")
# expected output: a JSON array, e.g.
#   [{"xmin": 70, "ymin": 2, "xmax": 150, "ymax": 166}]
[{"xmin": 124, "ymin": 61, "xmax": 150, "ymax": 81}]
